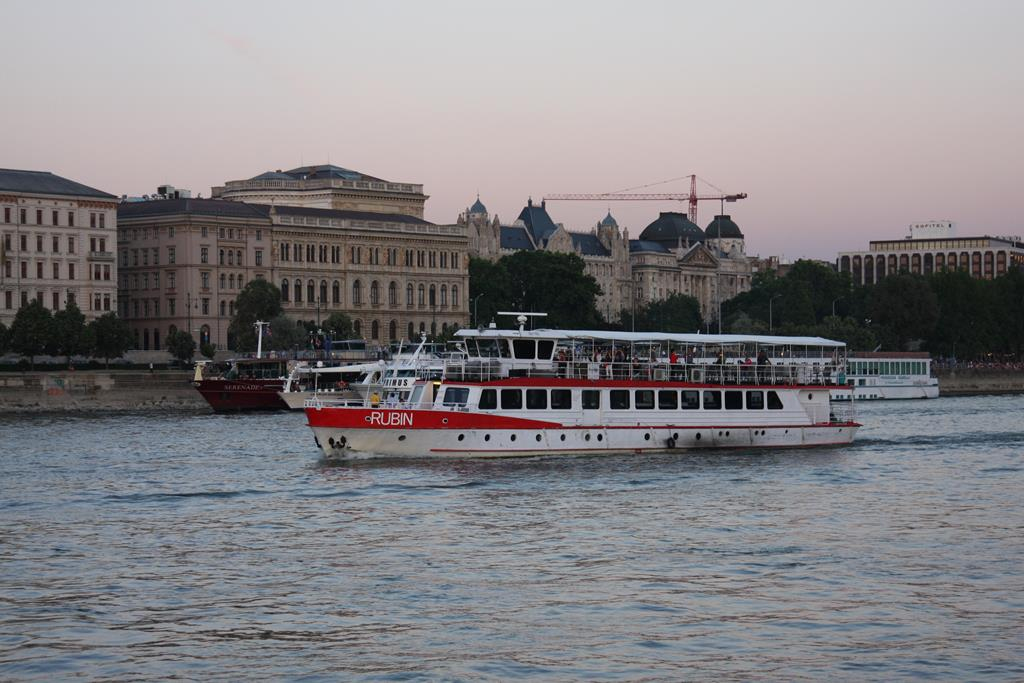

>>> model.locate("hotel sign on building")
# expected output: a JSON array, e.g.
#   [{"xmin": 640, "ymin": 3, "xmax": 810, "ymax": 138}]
[
  {"xmin": 837, "ymin": 220, "xmax": 1024, "ymax": 285},
  {"xmin": 0, "ymin": 168, "xmax": 118, "ymax": 326}
]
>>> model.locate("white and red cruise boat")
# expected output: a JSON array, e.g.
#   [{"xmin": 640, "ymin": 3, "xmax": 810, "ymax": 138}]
[{"xmin": 305, "ymin": 316, "xmax": 860, "ymax": 459}]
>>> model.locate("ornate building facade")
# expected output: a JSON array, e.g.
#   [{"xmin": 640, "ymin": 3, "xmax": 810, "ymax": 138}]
[
  {"xmin": 461, "ymin": 199, "xmax": 753, "ymax": 323},
  {"xmin": 1, "ymin": 169, "xmax": 118, "ymax": 326},
  {"xmin": 118, "ymin": 199, "xmax": 469, "ymax": 350}
]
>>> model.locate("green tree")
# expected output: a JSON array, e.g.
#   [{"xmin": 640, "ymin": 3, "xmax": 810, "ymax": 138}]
[
  {"xmin": 265, "ymin": 314, "xmax": 307, "ymax": 352},
  {"xmin": 468, "ymin": 257, "xmax": 512, "ymax": 327},
  {"xmin": 992, "ymin": 268, "xmax": 1024, "ymax": 358},
  {"xmin": 0, "ymin": 321, "xmax": 9, "ymax": 355},
  {"xmin": 321, "ymin": 312, "xmax": 354, "ymax": 340},
  {"xmin": 228, "ymin": 279, "xmax": 283, "ymax": 351},
  {"xmin": 52, "ymin": 302, "xmax": 93, "ymax": 365},
  {"xmin": 166, "ymin": 329, "xmax": 197, "ymax": 363},
  {"xmin": 867, "ymin": 273, "xmax": 939, "ymax": 350},
  {"xmin": 502, "ymin": 251, "xmax": 603, "ymax": 329},
  {"xmin": 926, "ymin": 269, "xmax": 994, "ymax": 359},
  {"xmin": 90, "ymin": 313, "xmax": 133, "ymax": 368},
  {"xmin": 622, "ymin": 293, "xmax": 703, "ymax": 332},
  {"xmin": 10, "ymin": 300, "xmax": 54, "ymax": 370},
  {"xmin": 200, "ymin": 342, "xmax": 217, "ymax": 360}
]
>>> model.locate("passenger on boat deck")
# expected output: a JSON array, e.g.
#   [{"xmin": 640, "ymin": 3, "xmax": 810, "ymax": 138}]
[
  {"xmin": 386, "ymin": 392, "xmax": 398, "ymax": 407},
  {"xmin": 757, "ymin": 350, "xmax": 770, "ymax": 365},
  {"xmin": 670, "ymin": 350, "xmax": 679, "ymax": 364},
  {"xmin": 743, "ymin": 357, "xmax": 754, "ymax": 365},
  {"xmin": 370, "ymin": 392, "xmax": 381, "ymax": 407}
]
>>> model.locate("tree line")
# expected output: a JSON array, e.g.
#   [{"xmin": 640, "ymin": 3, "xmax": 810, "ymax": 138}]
[{"xmin": 0, "ymin": 301, "xmax": 133, "ymax": 369}]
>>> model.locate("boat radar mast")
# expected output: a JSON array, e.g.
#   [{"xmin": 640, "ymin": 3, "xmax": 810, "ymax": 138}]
[{"xmin": 497, "ymin": 311, "xmax": 548, "ymax": 331}]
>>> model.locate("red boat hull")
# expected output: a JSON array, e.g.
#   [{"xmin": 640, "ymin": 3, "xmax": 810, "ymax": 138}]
[{"xmin": 194, "ymin": 378, "xmax": 288, "ymax": 412}]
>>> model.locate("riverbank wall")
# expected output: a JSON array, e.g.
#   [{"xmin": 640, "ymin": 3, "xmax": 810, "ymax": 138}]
[
  {"xmin": 0, "ymin": 371, "xmax": 207, "ymax": 412},
  {"xmin": 933, "ymin": 368, "xmax": 1024, "ymax": 396}
]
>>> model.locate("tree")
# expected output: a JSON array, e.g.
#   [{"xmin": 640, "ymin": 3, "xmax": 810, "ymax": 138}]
[
  {"xmin": 10, "ymin": 300, "xmax": 54, "ymax": 370},
  {"xmin": 200, "ymin": 342, "xmax": 217, "ymax": 360},
  {"xmin": 166, "ymin": 329, "xmax": 197, "ymax": 363},
  {"xmin": 322, "ymin": 312, "xmax": 354, "ymax": 340},
  {"xmin": 52, "ymin": 302, "xmax": 93, "ymax": 365},
  {"xmin": 90, "ymin": 313, "xmax": 133, "ymax": 368},
  {"xmin": 265, "ymin": 314, "xmax": 307, "ymax": 352},
  {"xmin": 0, "ymin": 322, "xmax": 9, "ymax": 355},
  {"xmin": 503, "ymin": 251, "xmax": 603, "ymax": 329},
  {"xmin": 867, "ymin": 273, "xmax": 939, "ymax": 350},
  {"xmin": 228, "ymin": 279, "xmax": 283, "ymax": 351},
  {"xmin": 621, "ymin": 293, "xmax": 703, "ymax": 333},
  {"xmin": 468, "ymin": 257, "xmax": 512, "ymax": 327}
]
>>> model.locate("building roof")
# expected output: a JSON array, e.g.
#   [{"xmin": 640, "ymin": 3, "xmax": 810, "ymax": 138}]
[
  {"xmin": 516, "ymin": 199, "xmax": 560, "ymax": 245},
  {"xmin": 629, "ymin": 239, "xmax": 671, "ymax": 253},
  {"xmin": 500, "ymin": 225, "xmax": 535, "ymax": 251},
  {"xmin": 118, "ymin": 198, "xmax": 434, "ymax": 226},
  {"xmin": 705, "ymin": 214, "xmax": 744, "ymax": 239},
  {"xmin": 249, "ymin": 164, "xmax": 386, "ymax": 183},
  {"xmin": 469, "ymin": 196, "xmax": 487, "ymax": 214},
  {"xmin": 118, "ymin": 198, "xmax": 271, "ymax": 220},
  {"xmin": 0, "ymin": 168, "xmax": 116, "ymax": 199},
  {"xmin": 570, "ymin": 233, "xmax": 611, "ymax": 257},
  {"xmin": 600, "ymin": 211, "xmax": 618, "ymax": 228},
  {"xmin": 638, "ymin": 211, "xmax": 705, "ymax": 246}
]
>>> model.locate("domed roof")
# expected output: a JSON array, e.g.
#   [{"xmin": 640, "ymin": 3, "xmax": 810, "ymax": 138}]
[
  {"xmin": 469, "ymin": 196, "xmax": 487, "ymax": 214},
  {"xmin": 638, "ymin": 211, "xmax": 705, "ymax": 245},
  {"xmin": 705, "ymin": 214, "xmax": 744, "ymax": 239},
  {"xmin": 600, "ymin": 210, "xmax": 618, "ymax": 228}
]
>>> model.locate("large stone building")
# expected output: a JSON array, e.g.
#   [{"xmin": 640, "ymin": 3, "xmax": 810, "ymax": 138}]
[
  {"xmin": 461, "ymin": 198, "xmax": 753, "ymax": 322},
  {"xmin": 118, "ymin": 171, "xmax": 468, "ymax": 350},
  {"xmin": 1, "ymin": 169, "xmax": 118, "ymax": 326},
  {"xmin": 837, "ymin": 220, "xmax": 1024, "ymax": 284},
  {"xmin": 212, "ymin": 164, "xmax": 427, "ymax": 218}
]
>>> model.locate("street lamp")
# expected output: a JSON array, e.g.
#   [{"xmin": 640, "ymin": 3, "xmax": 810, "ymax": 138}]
[
  {"xmin": 769, "ymin": 293, "xmax": 782, "ymax": 333},
  {"xmin": 472, "ymin": 293, "xmax": 484, "ymax": 328}
]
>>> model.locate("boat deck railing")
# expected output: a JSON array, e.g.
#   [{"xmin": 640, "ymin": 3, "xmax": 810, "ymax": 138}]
[{"xmin": 443, "ymin": 358, "xmax": 845, "ymax": 387}]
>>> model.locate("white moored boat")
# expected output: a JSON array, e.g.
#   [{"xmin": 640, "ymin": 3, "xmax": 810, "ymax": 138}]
[
  {"xmin": 829, "ymin": 352, "xmax": 939, "ymax": 400},
  {"xmin": 304, "ymin": 315, "xmax": 860, "ymax": 459}
]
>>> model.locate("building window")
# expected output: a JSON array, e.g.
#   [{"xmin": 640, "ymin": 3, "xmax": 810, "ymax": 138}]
[
  {"xmin": 99, "ymin": 214, "xmax": 105, "ymax": 229},
  {"xmin": 452, "ymin": 285, "xmax": 459, "ymax": 307},
  {"xmin": 220, "ymin": 273, "xmax": 226, "ymax": 289},
  {"xmin": 370, "ymin": 281, "xmax": 380, "ymax": 305},
  {"xmin": 52, "ymin": 235, "xmax": 59, "ymax": 253},
  {"xmin": 418, "ymin": 284, "xmax": 425, "ymax": 306},
  {"xmin": 168, "ymin": 271, "xmax": 176, "ymax": 289},
  {"xmin": 168, "ymin": 246, "xmax": 175, "ymax": 264},
  {"xmin": 307, "ymin": 280, "xmax": 314, "ymax": 303},
  {"xmin": 201, "ymin": 227, "xmax": 208, "ymax": 238},
  {"xmin": 219, "ymin": 249, "xmax": 225, "ymax": 265},
  {"xmin": 220, "ymin": 300, "xmax": 226, "ymax": 317},
  {"xmin": 388, "ymin": 281, "xmax": 397, "ymax": 306},
  {"xmin": 37, "ymin": 235, "xmax": 43, "ymax": 252},
  {"xmin": 255, "ymin": 230, "xmax": 262, "ymax": 241},
  {"xmin": 36, "ymin": 209, "xmax": 43, "ymax": 225},
  {"xmin": 201, "ymin": 272, "xmax": 210, "ymax": 289},
  {"xmin": 281, "ymin": 279, "xmax": 289, "ymax": 302},
  {"xmin": 20, "ymin": 209, "xmax": 26, "ymax": 224},
  {"xmin": 53, "ymin": 292, "xmax": 60, "ymax": 310},
  {"xmin": 332, "ymin": 280, "xmax": 340, "ymax": 304},
  {"xmin": 294, "ymin": 279, "xmax": 302, "ymax": 302},
  {"xmin": 352, "ymin": 280, "xmax": 362, "ymax": 305},
  {"xmin": 320, "ymin": 280, "xmax": 327, "ymax": 304},
  {"xmin": 68, "ymin": 263, "xmax": 75, "ymax": 280},
  {"xmin": 52, "ymin": 263, "xmax": 59, "ymax": 279},
  {"xmin": 255, "ymin": 249, "xmax": 263, "ymax": 266},
  {"xmin": 406, "ymin": 284, "xmax": 413, "ymax": 306},
  {"xmin": 429, "ymin": 285, "xmax": 436, "ymax": 307},
  {"xmin": 440, "ymin": 285, "xmax": 447, "ymax": 307},
  {"xmin": 37, "ymin": 262, "xmax": 43, "ymax": 278},
  {"xmin": 201, "ymin": 299, "xmax": 209, "ymax": 315}
]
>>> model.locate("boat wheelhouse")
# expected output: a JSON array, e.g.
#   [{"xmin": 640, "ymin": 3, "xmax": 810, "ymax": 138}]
[
  {"xmin": 830, "ymin": 351, "xmax": 939, "ymax": 400},
  {"xmin": 305, "ymin": 319, "xmax": 859, "ymax": 459},
  {"xmin": 193, "ymin": 357, "xmax": 292, "ymax": 412}
]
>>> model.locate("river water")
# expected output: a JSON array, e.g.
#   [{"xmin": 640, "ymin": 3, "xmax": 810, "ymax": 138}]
[{"xmin": 1, "ymin": 395, "xmax": 1022, "ymax": 681}]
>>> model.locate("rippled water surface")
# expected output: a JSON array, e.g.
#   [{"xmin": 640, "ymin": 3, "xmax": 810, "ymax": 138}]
[{"xmin": 2, "ymin": 395, "xmax": 1023, "ymax": 680}]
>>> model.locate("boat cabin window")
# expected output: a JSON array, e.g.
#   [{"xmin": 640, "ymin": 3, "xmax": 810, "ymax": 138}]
[
  {"xmin": 474, "ymin": 338, "xmax": 505, "ymax": 358},
  {"xmin": 635, "ymin": 390, "xmax": 655, "ymax": 410},
  {"xmin": 703, "ymin": 390, "xmax": 721, "ymax": 410},
  {"xmin": 512, "ymin": 339, "xmax": 536, "ymax": 359},
  {"xmin": 582, "ymin": 390, "xmax": 601, "ymax": 409},
  {"xmin": 501, "ymin": 389, "xmax": 522, "ymax": 410},
  {"xmin": 526, "ymin": 389, "xmax": 547, "ymax": 410},
  {"xmin": 681, "ymin": 390, "xmax": 699, "ymax": 410},
  {"xmin": 610, "ymin": 390, "xmax": 630, "ymax": 410},
  {"xmin": 767, "ymin": 391, "xmax": 784, "ymax": 410},
  {"xmin": 537, "ymin": 340, "xmax": 555, "ymax": 360},
  {"xmin": 725, "ymin": 391, "xmax": 743, "ymax": 410},
  {"xmin": 746, "ymin": 390, "xmax": 764, "ymax": 410},
  {"xmin": 479, "ymin": 389, "xmax": 497, "ymax": 410},
  {"xmin": 658, "ymin": 390, "xmax": 677, "ymax": 410},
  {"xmin": 551, "ymin": 389, "xmax": 572, "ymax": 410},
  {"xmin": 442, "ymin": 387, "xmax": 470, "ymax": 407}
]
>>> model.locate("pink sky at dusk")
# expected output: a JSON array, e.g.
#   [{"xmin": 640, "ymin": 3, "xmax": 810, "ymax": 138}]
[{"xmin": 2, "ymin": 0, "xmax": 1021, "ymax": 260}]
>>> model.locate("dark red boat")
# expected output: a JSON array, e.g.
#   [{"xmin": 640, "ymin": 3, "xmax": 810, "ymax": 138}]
[{"xmin": 193, "ymin": 358, "xmax": 291, "ymax": 412}]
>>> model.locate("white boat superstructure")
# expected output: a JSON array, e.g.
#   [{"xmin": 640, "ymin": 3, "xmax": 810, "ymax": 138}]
[
  {"xmin": 305, "ymin": 319, "xmax": 860, "ymax": 459},
  {"xmin": 830, "ymin": 352, "xmax": 939, "ymax": 400}
]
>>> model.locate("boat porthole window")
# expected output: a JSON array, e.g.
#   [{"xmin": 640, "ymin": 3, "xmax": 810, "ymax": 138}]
[
  {"xmin": 673, "ymin": 432, "xmax": 679, "ymax": 440},
  {"xmin": 644, "ymin": 433, "xmax": 651, "ymax": 441},
  {"xmin": 398, "ymin": 435, "xmax": 406, "ymax": 441},
  {"xmin": 484, "ymin": 434, "xmax": 491, "ymax": 442},
  {"xmin": 560, "ymin": 434, "xmax": 566, "ymax": 441},
  {"xmin": 585, "ymin": 433, "xmax": 591, "ymax": 441},
  {"xmin": 726, "ymin": 431, "xmax": 730, "ymax": 437},
  {"xmin": 718, "ymin": 431, "xmax": 722, "ymax": 437},
  {"xmin": 328, "ymin": 437, "xmax": 335, "ymax": 447},
  {"xmin": 458, "ymin": 434, "xmax": 465, "ymax": 441},
  {"xmin": 442, "ymin": 418, "xmax": 449, "ymax": 424},
  {"xmin": 535, "ymin": 434, "xmax": 542, "ymax": 442},
  {"xmin": 696, "ymin": 432, "xmax": 702, "ymax": 441},
  {"xmin": 785, "ymin": 429, "xmax": 789, "ymax": 434},
  {"xmin": 510, "ymin": 434, "xmax": 516, "ymax": 442},
  {"xmin": 597, "ymin": 434, "xmax": 603, "ymax": 441}
]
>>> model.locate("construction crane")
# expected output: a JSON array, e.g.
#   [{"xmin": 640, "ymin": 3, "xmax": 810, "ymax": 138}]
[{"xmin": 544, "ymin": 174, "xmax": 746, "ymax": 224}]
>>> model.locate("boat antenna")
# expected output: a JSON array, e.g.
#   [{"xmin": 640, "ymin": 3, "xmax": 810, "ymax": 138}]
[{"xmin": 496, "ymin": 311, "xmax": 548, "ymax": 332}]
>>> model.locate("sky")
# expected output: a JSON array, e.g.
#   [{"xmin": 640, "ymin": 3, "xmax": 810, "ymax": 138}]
[{"xmin": 1, "ymin": 0, "xmax": 1022, "ymax": 260}]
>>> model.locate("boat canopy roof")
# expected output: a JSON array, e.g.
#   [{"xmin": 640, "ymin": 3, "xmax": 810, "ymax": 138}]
[{"xmin": 455, "ymin": 328, "xmax": 845, "ymax": 348}]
